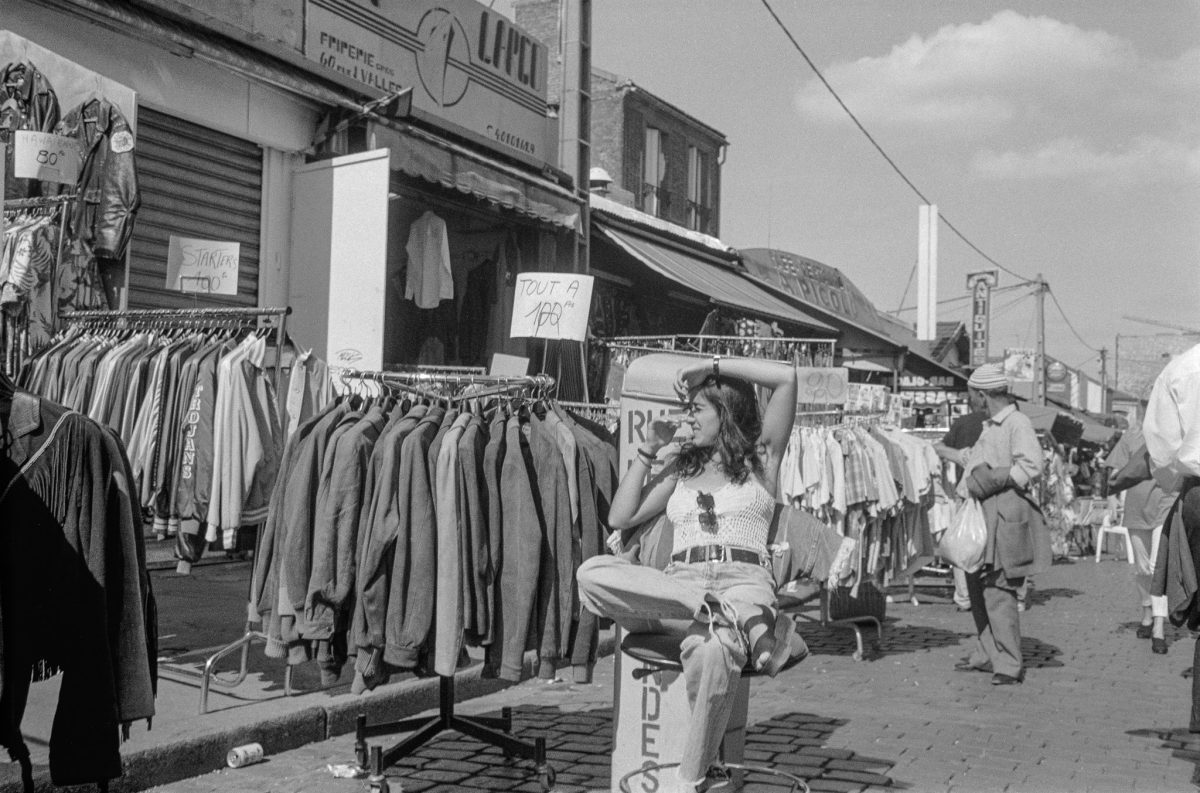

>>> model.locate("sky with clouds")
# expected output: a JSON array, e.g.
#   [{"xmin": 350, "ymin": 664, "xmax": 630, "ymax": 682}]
[{"xmin": 583, "ymin": 1, "xmax": 1199, "ymax": 384}]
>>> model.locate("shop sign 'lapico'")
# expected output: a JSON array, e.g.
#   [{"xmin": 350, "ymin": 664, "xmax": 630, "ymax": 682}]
[{"xmin": 304, "ymin": 0, "xmax": 551, "ymax": 166}]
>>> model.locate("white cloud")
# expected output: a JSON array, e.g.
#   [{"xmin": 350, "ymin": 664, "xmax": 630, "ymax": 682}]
[
  {"xmin": 795, "ymin": 10, "xmax": 1198, "ymax": 141},
  {"xmin": 972, "ymin": 136, "xmax": 1200, "ymax": 184}
]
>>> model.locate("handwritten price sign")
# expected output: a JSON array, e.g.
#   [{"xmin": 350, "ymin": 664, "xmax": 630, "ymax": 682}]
[
  {"xmin": 509, "ymin": 273, "xmax": 594, "ymax": 341},
  {"xmin": 165, "ymin": 236, "xmax": 241, "ymax": 296},
  {"xmin": 796, "ymin": 366, "xmax": 849, "ymax": 405},
  {"xmin": 14, "ymin": 131, "xmax": 81, "ymax": 184}
]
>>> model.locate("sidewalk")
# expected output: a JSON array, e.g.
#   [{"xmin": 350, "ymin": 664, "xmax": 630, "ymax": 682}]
[{"xmin": 8, "ymin": 554, "xmax": 1200, "ymax": 792}]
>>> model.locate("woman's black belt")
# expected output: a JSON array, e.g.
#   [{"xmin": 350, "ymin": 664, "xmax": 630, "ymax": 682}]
[{"xmin": 672, "ymin": 545, "xmax": 768, "ymax": 566}]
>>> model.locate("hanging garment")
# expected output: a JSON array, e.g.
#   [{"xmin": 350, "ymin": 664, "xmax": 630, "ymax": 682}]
[
  {"xmin": 0, "ymin": 61, "xmax": 60, "ymax": 200},
  {"xmin": 404, "ymin": 211, "xmax": 453, "ymax": 309},
  {"xmin": 0, "ymin": 391, "xmax": 156, "ymax": 788},
  {"xmin": 55, "ymin": 97, "xmax": 140, "ymax": 261}
]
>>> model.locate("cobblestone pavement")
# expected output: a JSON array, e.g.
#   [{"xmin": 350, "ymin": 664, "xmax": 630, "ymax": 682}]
[{"xmin": 147, "ymin": 556, "xmax": 1200, "ymax": 793}]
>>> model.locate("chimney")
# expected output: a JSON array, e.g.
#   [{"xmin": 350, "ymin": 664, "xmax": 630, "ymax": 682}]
[{"xmin": 917, "ymin": 204, "xmax": 938, "ymax": 341}]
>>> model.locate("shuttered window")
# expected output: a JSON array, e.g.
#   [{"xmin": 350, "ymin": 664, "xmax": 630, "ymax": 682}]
[{"xmin": 128, "ymin": 108, "xmax": 262, "ymax": 309}]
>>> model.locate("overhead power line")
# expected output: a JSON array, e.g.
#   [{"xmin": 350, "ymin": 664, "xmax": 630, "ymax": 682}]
[
  {"xmin": 888, "ymin": 282, "xmax": 1029, "ymax": 314},
  {"xmin": 1048, "ymin": 287, "xmax": 1099, "ymax": 353},
  {"xmin": 896, "ymin": 260, "xmax": 916, "ymax": 314},
  {"xmin": 757, "ymin": 0, "xmax": 1035, "ymax": 286}
]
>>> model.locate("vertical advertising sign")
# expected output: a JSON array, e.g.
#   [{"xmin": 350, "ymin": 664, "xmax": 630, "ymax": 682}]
[{"xmin": 966, "ymin": 271, "xmax": 999, "ymax": 367}]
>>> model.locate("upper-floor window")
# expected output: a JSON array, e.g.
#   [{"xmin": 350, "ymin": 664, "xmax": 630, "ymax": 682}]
[
  {"xmin": 642, "ymin": 126, "xmax": 668, "ymax": 217},
  {"xmin": 686, "ymin": 145, "xmax": 712, "ymax": 233}
]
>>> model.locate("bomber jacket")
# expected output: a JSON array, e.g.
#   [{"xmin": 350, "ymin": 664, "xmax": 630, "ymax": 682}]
[
  {"xmin": 55, "ymin": 97, "xmax": 140, "ymax": 261},
  {"xmin": 305, "ymin": 406, "xmax": 387, "ymax": 641}
]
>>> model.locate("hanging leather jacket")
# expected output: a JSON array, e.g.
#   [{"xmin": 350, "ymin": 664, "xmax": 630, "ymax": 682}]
[
  {"xmin": 0, "ymin": 60, "xmax": 61, "ymax": 200},
  {"xmin": 55, "ymin": 97, "xmax": 140, "ymax": 261}
]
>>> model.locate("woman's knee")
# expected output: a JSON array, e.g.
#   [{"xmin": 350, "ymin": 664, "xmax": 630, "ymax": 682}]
[{"xmin": 577, "ymin": 555, "xmax": 622, "ymax": 593}]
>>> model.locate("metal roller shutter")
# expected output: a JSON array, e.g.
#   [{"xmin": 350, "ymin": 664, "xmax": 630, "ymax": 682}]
[{"xmin": 128, "ymin": 108, "xmax": 262, "ymax": 309}]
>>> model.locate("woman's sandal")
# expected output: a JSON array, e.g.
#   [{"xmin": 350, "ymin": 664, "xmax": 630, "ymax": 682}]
[{"xmin": 758, "ymin": 612, "xmax": 809, "ymax": 677}]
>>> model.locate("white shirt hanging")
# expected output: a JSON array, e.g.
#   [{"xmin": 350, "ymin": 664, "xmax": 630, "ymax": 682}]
[{"xmin": 404, "ymin": 211, "xmax": 453, "ymax": 309}]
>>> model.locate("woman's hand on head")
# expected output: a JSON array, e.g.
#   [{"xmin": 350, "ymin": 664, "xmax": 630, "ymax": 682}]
[{"xmin": 673, "ymin": 362, "xmax": 709, "ymax": 402}]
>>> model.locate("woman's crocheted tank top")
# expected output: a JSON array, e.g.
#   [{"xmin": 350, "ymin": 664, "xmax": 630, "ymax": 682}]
[{"xmin": 666, "ymin": 476, "xmax": 775, "ymax": 556}]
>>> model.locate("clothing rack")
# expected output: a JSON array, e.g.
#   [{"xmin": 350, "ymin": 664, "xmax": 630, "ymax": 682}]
[
  {"xmin": 61, "ymin": 306, "xmax": 292, "ymax": 391},
  {"xmin": 339, "ymin": 367, "xmax": 558, "ymax": 792},
  {"xmin": 62, "ymin": 307, "xmax": 301, "ymax": 713}
]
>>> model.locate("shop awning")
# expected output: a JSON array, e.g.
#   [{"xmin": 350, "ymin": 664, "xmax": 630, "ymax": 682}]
[
  {"xmin": 45, "ymin": 0, "xmax": 368, "ymax": 112},
  {"xmin": 594, "ymin": 224, "xmax": 836, "ymax": 334},
  {"xmin": 738, "ymin": 248, "xmax": 967, "ymax": 386},
  {"xmin": 1020, "ymin": 402, "xmax": 1117, "ymax": 446},
  {"xmin": 370, "ymin": 122, "xmax": 582, "ymax": 232}
]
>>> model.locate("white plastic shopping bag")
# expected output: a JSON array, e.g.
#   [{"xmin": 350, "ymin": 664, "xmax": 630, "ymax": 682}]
[{"xmin": 938, "ymin": 498, "xmax": 987, "ymax": 573}]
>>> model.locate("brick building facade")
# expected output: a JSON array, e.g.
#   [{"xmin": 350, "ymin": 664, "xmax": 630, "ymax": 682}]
[{"xmin": 514, "ymin": 1, "xmax": 726, "ymax": 235}]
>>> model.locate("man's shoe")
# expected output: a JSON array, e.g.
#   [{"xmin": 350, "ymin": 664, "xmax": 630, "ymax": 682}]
[
  {"xmin": 1153, "ymin": 638, "xmax": 1169, "ymax": 655},
  {"xmin": 955, "ymin": 605, "xmax": 972, "ymax": 612},
  {"xmin": 954, "ymin": 659, "xmax": 992, "ymax": 673},
  {"xmin": 992, "ymin": 672, "xmax": 1024, "ymax": 685},
  {"xmin": 1136, "ymin": 624, "xmax": 1153, "ymax": 639}
]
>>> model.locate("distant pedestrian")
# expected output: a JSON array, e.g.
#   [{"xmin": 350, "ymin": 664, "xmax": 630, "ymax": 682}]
[
  {"xmin": 950, "ymin": 363, "xmax": 1048, "ymax": 685},
  {"xmin": 934, "ymin": 387, "xmax": 988, "ymax": 612},
  {"xmin": 1103, "ymin": 422, "xmax": 1171, "ymax": 654}
]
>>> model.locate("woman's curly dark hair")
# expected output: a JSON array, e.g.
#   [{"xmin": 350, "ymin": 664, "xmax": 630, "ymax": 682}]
[{"xmin": 675, "ymin": 374, "xmax": 764, "ymax": 484}]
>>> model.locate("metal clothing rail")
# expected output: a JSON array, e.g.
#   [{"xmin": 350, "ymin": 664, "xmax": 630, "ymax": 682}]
[
  {"xmin": 608, "ymin": 334, "xmax": 837, "ymax": 365},
  {"xmin": 338, "ymin": 367, "xmax": 556, "ymax": 405},
  {"xmin": 61, "ymin": 306, "xmax": 291, "ymax": 320},
  {"xmin": 62, "ymin": 306, "xmax": 292, "ymax": 394},
  {"xmin": 2, "ymin": 193, "xmax": 78, "ymax": 212}
]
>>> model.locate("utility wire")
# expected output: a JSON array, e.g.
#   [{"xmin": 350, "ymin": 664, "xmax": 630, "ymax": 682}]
[
  {"xmin": 1048, "ymin": 287, "xmax": 1099, "ymax": 352},
  {"xmin": 991, "ymin": 291, "xmax": 1032, "ymax": 321},
  {"xmin": 896, "ymin": 261, "xmax": 916, "ymax": 314},
  {"xmin": 757, "ymin": 0, "xmax": 1035, "ymax": 286},
  {"xmin": 889, "ymin": 282, "xmax": 1029, "ymax": 314}
]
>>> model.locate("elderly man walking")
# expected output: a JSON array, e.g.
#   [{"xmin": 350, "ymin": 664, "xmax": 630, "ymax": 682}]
[{"xmin": 950, "ymin": 363, "xmax": 1049, "ymax": 685}]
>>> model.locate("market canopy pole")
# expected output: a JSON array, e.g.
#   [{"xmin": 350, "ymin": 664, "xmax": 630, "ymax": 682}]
[
  {"xmin": 1099, "ymin": 347, "xmax": 1108, "ymax": 414},
  {"xmin": 1034, "ymin": 274, "xmax": 1047, "ymax": 406}
]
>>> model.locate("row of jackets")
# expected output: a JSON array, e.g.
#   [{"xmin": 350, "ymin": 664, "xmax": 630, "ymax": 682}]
[
  {"xmin": 0, "ymin": 389, "xmax": 156, "ymax": 789},
  {"xmin": 249, "ymin": 394, "xmax": 618, "ymax": 693},
  {"xmin": 19, "ymin": 330, "xmax": 282, "ymax": 557}
]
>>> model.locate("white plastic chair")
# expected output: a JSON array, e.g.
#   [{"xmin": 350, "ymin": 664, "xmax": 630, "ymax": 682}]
[{"xmin": 1095, "ymin": 494, "xmax": 1134, "ymax": 564}]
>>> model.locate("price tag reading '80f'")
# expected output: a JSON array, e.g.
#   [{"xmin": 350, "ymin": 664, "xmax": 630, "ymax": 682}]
[{"xmin": 13, "ymin": 131, "xmax": 81, "ymax": 185}]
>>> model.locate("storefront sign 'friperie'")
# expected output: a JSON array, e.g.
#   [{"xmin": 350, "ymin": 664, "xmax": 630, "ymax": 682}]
[{"xmin": 304, "ymin": 0, "xmax": 551, "ymax": 167}]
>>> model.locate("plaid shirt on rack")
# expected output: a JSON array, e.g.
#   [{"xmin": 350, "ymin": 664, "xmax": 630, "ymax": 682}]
[{"xmin": 841, "ymin": 430, "xmax": 878, "ymax": 506}]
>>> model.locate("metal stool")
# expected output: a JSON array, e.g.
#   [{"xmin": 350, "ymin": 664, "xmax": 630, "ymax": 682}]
[{"xmin": 617, "ymin": 632, "xmax": 809, "ymax": 793}]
